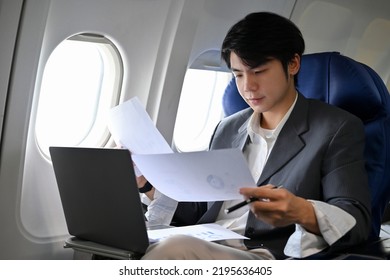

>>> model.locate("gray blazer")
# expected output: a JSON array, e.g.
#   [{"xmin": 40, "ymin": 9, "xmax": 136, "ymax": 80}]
[{"xmin": 207, "ymin": 93, "xmax": 371, "ymax": 257}]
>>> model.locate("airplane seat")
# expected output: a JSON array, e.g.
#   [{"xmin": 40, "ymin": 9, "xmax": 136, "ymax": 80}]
[
  {"xmin": 297, "ymin": 52, "xmax": 390, "ymax": 241},
  {"xmin": 222, "ymin": 77, "xmax": 248, "ymax": 117},
  {"xmin": 222, "ymin": 51, "xmax": 390, "ymax": 259}
]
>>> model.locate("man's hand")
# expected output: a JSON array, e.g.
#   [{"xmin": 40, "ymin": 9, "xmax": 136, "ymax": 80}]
[{"xmin": 240, "ymin": 184, "xmax": 320, "ymax": 235}]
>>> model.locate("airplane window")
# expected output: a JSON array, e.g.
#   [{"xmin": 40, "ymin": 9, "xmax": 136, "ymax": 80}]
[
  {"xmin": 173, "ymin": 69, "xmax": 231, "ymax": 152},
  {"xmin": 35, "ymin": 34, "xmax": 122, "ymax": 157}
]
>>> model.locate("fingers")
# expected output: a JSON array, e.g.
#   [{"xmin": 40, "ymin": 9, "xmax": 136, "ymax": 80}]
[
  {"xmin": 239, "ymin": 184, "xmax": 281, "ymax": 200},
  {"xmin": 239, "ymin": 184, "xmax": 291, "ymax": 226}
]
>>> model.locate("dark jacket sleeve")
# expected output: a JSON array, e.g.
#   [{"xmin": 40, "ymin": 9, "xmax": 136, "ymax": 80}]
[{"xmin": 170, "ymin": 202, "xmax": 208, "ymax": 226}]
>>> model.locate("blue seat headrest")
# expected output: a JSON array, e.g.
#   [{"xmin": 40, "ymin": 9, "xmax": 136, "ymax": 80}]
[
  {"xmin": 222, "ymin": 77, "xmax": 248, "ymax": 117},
  {"xmin": 297, "ymin": 52, "xmax": 389, "ymax": 123}
]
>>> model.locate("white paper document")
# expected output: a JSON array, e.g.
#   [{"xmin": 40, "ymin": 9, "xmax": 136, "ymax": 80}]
[
  {"xmin": 147, "ymin": 223, "xmax": 248, "ymax": 243},
  {"xmin": 108, "ymin": 96, "xmax": 173, "ymax": 154},
  {"xmin": 132, "ymin": 148, "xmax": 255, "ymax": 201},
  {"xmin": 108, "ymin": 96, "xmax": 255, "ymax": 202}
]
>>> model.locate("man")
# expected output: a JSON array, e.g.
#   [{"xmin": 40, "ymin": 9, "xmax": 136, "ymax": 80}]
[{"xmin": 139, "ymin": 11, "xmax": 371, "ymax": 259}]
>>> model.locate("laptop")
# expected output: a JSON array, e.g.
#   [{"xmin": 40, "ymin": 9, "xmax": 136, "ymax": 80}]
[{"xmin": 49, "ymin": 146, "xmax": 149, "ymax": 257}]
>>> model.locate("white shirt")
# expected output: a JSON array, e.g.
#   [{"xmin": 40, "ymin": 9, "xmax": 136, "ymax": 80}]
[{"xmin": 143, "ymin": 93, "xmax": 356, "ymax": 258}]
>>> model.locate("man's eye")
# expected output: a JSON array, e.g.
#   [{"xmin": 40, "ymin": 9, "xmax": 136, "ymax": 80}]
[{"xmin": 254, "ymin": 69, "xmax": 265, "ymax": 74}]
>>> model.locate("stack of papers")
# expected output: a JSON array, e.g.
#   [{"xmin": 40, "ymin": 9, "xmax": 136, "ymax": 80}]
[{"xmin": 148, "ymin": 223, "xmax": 248, "ymax": 243}]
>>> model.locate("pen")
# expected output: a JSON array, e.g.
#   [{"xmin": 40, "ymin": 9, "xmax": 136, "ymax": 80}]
[{"xmin": 225, "ymin": 185, "xmax": 283, "ymax": 214}]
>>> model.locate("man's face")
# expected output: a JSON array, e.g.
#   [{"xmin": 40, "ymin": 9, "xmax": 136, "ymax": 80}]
[{"xmin": 230, "ymin": 52, "xmax": 298, "ymax": 117}]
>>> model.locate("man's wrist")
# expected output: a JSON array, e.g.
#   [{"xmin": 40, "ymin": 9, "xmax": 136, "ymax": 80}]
[{"xmin": 139, "ymin": 181, "xmax": 153, "ymax": 193}]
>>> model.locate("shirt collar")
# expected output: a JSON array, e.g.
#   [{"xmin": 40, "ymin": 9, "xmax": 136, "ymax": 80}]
[{"xmin": 247, "ymin": 92, "xmax": 298, "ymax": 143}]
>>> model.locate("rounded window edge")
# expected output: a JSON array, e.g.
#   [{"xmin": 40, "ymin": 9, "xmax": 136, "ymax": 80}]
[{"xmin": 34, "ymin": 33, "xmax": 124, "ymax": 160}]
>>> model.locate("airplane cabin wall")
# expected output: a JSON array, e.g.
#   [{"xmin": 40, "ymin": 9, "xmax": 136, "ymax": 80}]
[
  {"xmin": 0, "ymin": 0, "xmax": 193, "ymax": 260},
  {"xmin": 0, "ymin": 0, "xmax": 55, "ymax": 259},
  {"xmin": 291, "ymin": 0, "xmax": 390, "ymax": 87},
  {"xmin": 0, "ymin": 0, "xmax": 24, "ymax": 147}
]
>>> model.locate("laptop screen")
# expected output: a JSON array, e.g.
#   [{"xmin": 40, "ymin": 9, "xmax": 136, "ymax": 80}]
[{"xmin": 49, "ymin": 146, "xmax": 149, "ymax": 254}]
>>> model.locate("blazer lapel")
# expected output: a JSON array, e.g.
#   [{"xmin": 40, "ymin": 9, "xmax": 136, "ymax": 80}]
[
  {"xmin": 231, "ymin": 117, "xmax": 251, "ymax": 150},
  {"xmin": 257, "ymin": 94, "xmax": 309, "ymax": 185}
]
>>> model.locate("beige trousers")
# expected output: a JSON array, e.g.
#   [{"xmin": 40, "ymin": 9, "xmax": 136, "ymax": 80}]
[{"xmin": 141, "ymin": 235, "xmax": 275, "ymax": 260}]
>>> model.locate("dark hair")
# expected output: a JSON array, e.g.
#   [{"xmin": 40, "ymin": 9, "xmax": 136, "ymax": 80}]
[{"xmin": 221, "ymin": 12, "xmax": 305, "ymax": 83}]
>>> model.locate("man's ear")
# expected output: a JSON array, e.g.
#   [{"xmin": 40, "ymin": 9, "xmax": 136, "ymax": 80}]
[{"xmin": 288, "ymin": 53, "xmax": 301, "ymax": 75}]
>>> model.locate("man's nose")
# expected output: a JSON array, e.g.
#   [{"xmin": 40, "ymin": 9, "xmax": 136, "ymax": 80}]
[{"xmin": 243, "ymin": 74, "xmax": 258, "ymax": 94}]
